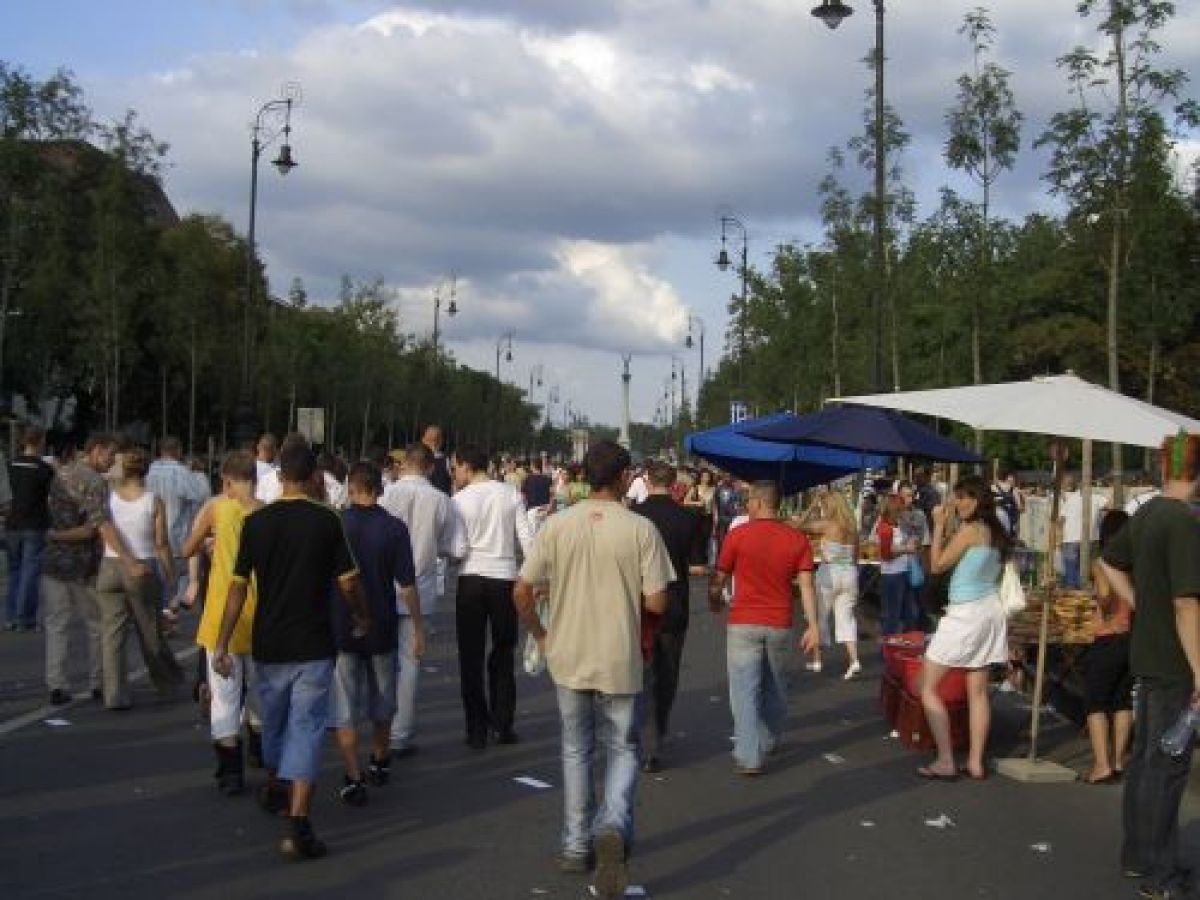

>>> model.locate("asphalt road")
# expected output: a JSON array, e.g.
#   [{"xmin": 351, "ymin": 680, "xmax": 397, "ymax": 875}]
[{"xmin": 0, "ymin": 578, "xmax": 1195, "ymax": 899}]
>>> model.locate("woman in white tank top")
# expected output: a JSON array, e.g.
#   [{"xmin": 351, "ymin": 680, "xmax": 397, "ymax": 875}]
[{"xmin": 96, "ymin": 447, "xmax": 184, "ymax": 709}]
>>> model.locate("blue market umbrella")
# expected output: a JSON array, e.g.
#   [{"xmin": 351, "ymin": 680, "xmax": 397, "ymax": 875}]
[
  {"xmin": 684, "ymin": 413, "xmax": 889, "ymax": 493},
  {"xmin": 743, "ymin": 404, "xmax": 981, "ymax": 463}
]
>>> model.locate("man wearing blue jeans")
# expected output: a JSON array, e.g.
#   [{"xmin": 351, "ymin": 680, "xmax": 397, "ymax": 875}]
[
  {"xmin": 5, "ymin": 426, "xmax": 53, "ymax": 630},
  {"xmin": 213, "ymin": 439, "xmax": 367, "ymax": 861},
  {"xmin": 710, "ymin": 481, "xmax": 818, "ymax": 775},
  {"xmin": 1102, "ymin": 433, "xmax": 1200, "ymax": 900},
  {"xmin": 514, "ymin": 441, "xmax": 672, "ymax": 899}
]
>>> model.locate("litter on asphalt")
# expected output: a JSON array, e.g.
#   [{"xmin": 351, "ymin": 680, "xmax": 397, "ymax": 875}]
[
  {"xmin": 924, "ymin": 814, "xmax": 956, "ymax": 829},
  {"xmin": 513, "ymin": 776, "xmax": 553, "ymax": 790},
  {"xmin": 588, "ymin": 887, "xmax": 646, "ymax": 897},
  {"xmin": 1030, "ymin": 843, "xmax": 1052, "ymax": 854},
  {"xmin": 43, "ymin": 718, "xmax": 71, "ymax": 727},
  {"xmin": 823, "ymin": 753, "xmax": 846, "ymax": 765}
]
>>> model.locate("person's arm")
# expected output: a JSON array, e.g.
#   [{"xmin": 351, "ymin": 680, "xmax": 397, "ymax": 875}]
[
  {"xmin": 929, "ymin": 507, "xmax": 978, "ymax": 575},
  {"xmin": 512, "ymin": 491, "xmax": 535, "ymax": 559},
  {"xmin": 183, "ymin": 554, "xmax": 202, "ymax": 609},
  {"xmin": 1175, "ymin": 597, "xmax": 1200, "ymax": 706},
  {"xmin": 180, "ymin": 499, "xmax": 216, "ymax": 559},
  {"xmin": 212, "ymin": 579, "xmax": 248, "ymax": 677},
  {"xmin": 48, "ymin": 523, "xmax": 97, "ymax": 542},
  {"xmin": 708, "ymin": 570, "xmax": 729, "ymax": 613},
  {"xmin": 513, "ymin": 577, "xmax": 546, "ymax": 642},
  {"xmin": 1100, "ymin": 517, "xmax": 1136, "ymax": 607},
  {"xmin": 337, "ymin": 573, "xmax": 369, "ymax": 638},
  {"xmin": 795, "ymin": 569, "xmax": 819, "ymax": 653},
  {"xmin": 399, "ymin": 583, "xmax": 425, "ymax": 658},
  {"xmin": 643, "ymin": 587, "xmax": 668, "ymax": 616},
  {"xmin": 152, "ymin": 496, "xmax": 174, "ymax": 588},
  {"xmin": 99, "ymin": 522, "xmax": 149, "ymax": 579}
]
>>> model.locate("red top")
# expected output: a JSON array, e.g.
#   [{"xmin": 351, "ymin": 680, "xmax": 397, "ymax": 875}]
[{"xmin": 718, "ymin": 519, "xmax": 814, "ymax": 628}]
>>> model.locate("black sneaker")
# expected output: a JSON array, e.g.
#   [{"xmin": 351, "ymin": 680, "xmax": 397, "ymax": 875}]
[
  {"xmin": 49, "ymin": 689, "xmax": 71, "ymax": 706},
  {"xmin": 258, "ymin": 782, "xmax": 289, "ymax": 816},
  {"xmin": 246, "ymin": 728, "xmax": 264, "ymax": 769},
  {"xmin": 339, "ymin": 776, "xmax": 368, "ymax": 807},
  {"xmin": 593, "ymin": 828, "xmax": 628, "ymax": 899},
  {"xmin": 279, "ymin": 817, "xmax": 327, "ymax": 861},
  {"xmin": 366, "ymin": 755, "xmax": 390, "ymax": 787}
]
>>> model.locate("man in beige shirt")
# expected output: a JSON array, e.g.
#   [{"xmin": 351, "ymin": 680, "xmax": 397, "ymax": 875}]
[{"xmin": 514, "ymin": 441, "xmax": 672, "ymax": 899}]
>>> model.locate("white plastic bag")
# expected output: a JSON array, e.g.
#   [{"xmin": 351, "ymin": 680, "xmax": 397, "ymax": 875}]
[
  {"xmin": 999, "ymin": 560, "xmax": 1026, "ymax": 616},
  {"xmin": 523, "ymin": 600, "xmax": 549, "ymax": 676}
]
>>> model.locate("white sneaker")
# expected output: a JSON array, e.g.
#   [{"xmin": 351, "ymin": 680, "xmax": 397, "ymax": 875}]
[
  {"xmin": 806, "ymin": 661, "xmax": 823, "ymax": 673},
  {"xmin": 844, "ymin": 662, "xmax": 863, "ymax": 680}
]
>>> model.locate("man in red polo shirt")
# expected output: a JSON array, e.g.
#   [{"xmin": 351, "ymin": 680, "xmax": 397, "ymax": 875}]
[{"xmin": 709, "ymin": 480, "xmax": 818, "ymax": 775}]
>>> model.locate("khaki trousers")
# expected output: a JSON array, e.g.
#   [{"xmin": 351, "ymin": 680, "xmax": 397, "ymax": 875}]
[
  {"xmin": 41, "ymin": 575, "xmax": 101, "ymax": 694},
  {"xmin": 96, "ymin": 558, "xmax": 184, "ymax": 708}
]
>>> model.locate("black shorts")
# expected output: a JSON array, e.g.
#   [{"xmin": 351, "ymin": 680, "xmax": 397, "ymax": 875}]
[{"xmin": 1083, "ymin": 633, "xmax": 1133, "ymax": 715}]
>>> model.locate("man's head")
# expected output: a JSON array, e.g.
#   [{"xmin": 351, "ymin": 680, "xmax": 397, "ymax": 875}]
[
  {"xmin": 1063, "ymin": 474, "xmax": 1078, "ymax": 493},
  {"xmin": 160, "ymin": 436, "xmax": 183, "ymax": 460},
  {"xmin": 121, "ymin": 447, "xmax": 150, "ymax": 481},
  {"xmin": 529, "ymin": 457, "xmax": 543, "ymax": 474},
  {"xmin": 454, "ymin": 444, "xmax": 488, "ymax": 486},
  {"xmin": 422, "ymin": 425, "xmax": 444, "ymax": 453},
  {"xmin": 83, "ymin": 432, "xmax": 118, "ymax": 473},
  {"xmin": 1161, "ymin": 431, "xmax": 1200, "ymax": 499},
  {"xmin": 403, "ymin": 442, "xmax": 433, "ymax": 476},
  {"xmin": 645, "ymin": 461, "xmax": 676, "ymax": 494},
  {"xmin": 220, "ymin": 449, "xmax": 257, "ymax": 486},
  {"xmin": 584, "ymin": 440, "xmax": 631, "ymax": 493},
  {"xmin": 746, "ymin": 481, "xmax": 779, "ymax": 519},
  {"xmin": 347, "ymin": 460, "xmax": 384, "ymax": 505},
  {"xmin": 21, "ymin": 425, "xmax": 45, "ymax": 454},
  {"xmin": 896, "ymin": 480, "xmax": 915, "ymax": 509},
  {"xmin": 279, "ymin": 438, "xmax": 317, "ymax": 487},
  {"xmin": 256, "ymin": 433, "xmax": 279, "ymax": 464}
]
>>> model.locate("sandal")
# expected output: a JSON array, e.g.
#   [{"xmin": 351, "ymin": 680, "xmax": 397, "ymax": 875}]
[{"xmin": 917, "ymin": 765, "xmax": 959, "ymax": 782}]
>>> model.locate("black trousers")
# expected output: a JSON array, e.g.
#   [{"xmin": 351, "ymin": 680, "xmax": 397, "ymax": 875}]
[
  {"xmin": 1122, "ymin": 677, "xmax": 1194, "ymax": 890},
  {"xmin": 455, "ymin": 575, "xmax": 518, "ymax": 738},
  {"xmin": 641, "ymin": 629, "xmax": 687, "ymax": 759}
]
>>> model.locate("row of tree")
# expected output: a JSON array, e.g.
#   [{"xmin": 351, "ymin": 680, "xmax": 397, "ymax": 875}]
[
  {"xmin": 695, "ymin": 1, "xmax": 1199, "ymax": 472},
  {"xmin": 0, "ymin": 62, "xmax": 555, "ymax": 457}
]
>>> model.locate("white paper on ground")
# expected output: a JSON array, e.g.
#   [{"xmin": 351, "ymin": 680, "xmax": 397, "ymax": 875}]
[
  {"xmin": 924, "ymin": 814, "xmax": 955, "ymax": 829},
  {"xmin": 860, "ymin": 820, "xmax": 876, "ymax": 828},
  {"xmin": 588, "ymin": 887, "xmax": 647, "ymax": 897},
  {"xmin": 1030, "ymin": 843, "xmax": 1052, "ymax": 854},
  {"xmin": 513, "ymin": 776, "xmax": 552, "ymax": 790},
  {"xmin": 43, "ymin": 718, "xmax": 71, "ymax": 727},
  {"xmin": 823, "ymin": 753, "xmax": 846, "ymax": 765},
  {"xmin": 708, "ymin": 695, "xmax": 720, "ymax": 703}
]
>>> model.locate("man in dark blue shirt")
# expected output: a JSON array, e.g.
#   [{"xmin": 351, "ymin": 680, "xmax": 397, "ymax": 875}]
[{"xmin": 330, "ymin": 461, "xmax": 422, "ymax": 807}]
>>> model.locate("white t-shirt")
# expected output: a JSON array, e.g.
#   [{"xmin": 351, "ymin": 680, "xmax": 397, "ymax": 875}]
[
  {"xmin": 453, "ymin": 479, "xmax": 534, "ymax": 580},
  {"xmin": 255, "ymin": 465, "xmax": 281, "ymax": 503},
  {"xmin": 625, "ymin": 475, "xmax": 649, "ymax": 505},
  {"xmin": 1125, "ymin": 489, "xmax": 1160, "ymax": 515},
  {"xmin": 1060, "ymin": 491, "xmax": 1084, "ymax": 544}
]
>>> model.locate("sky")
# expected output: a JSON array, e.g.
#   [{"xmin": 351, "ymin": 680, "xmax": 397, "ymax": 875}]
[{"xmin": 7, "ymin": 0, "xmax": 1199, "ymax": 428}]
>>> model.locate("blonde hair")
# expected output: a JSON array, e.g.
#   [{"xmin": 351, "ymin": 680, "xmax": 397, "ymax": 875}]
[{"xmin": 823, "ymin": 490, "xmax": 857, "ymax": 536}]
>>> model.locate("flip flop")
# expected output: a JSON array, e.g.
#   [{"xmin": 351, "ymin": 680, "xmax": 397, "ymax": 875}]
[
  {"xmin": 1085, "ymin": 772, "xmax": 1119, "ymax": 785},
  {"xmin": 917, "ymin": 766, "xmax": 959, "ymax": 782}
]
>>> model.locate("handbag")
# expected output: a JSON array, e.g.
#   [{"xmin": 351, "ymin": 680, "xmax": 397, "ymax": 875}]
[
  {"xmin": 999, "ymin": 560, "xmax": 1026, "ymax": 616},
  {"xmin": 906, "ymin": 553, "xmax": 925, "ymax": 590}
]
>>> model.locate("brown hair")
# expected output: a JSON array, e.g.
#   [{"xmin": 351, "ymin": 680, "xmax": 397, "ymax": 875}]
[
  {"xmin": 221, "ymin": 450, "xmax": 256, "ymax": 483},
  {"xmin": 122, "ymin": 447, "xmax": 150, "ymax": 480},
  {"xmin": 1161, "ymin": 432, "xmax": 1200, "ymax": 484}
]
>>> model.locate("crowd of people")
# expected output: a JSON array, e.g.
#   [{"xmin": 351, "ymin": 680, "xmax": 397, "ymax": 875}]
[{"xmin": 2, "ymin": 423, "xmax": 1199, "ymax": 899}]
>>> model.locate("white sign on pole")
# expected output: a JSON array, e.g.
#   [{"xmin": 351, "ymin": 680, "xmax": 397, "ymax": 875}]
[
  {"xmin": 296, "ymin": 407, "xmax": 325, "ymax": 444},
  {"xmin": 730, "ymin": 401, "xmax": 749, "ymax": 424}
]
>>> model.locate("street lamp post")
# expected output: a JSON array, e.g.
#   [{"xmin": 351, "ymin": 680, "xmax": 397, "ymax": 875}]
[
  {"xmin": 235, "ymin": 85, "xmax": 300, "ymax": 447},
  {"xmin": 494, "ymin": 332, "xmax": 514, "ymax": 383},
  {"xmin": 432, "ymin": 273, "xmax": 458, "ymax": 358},
  {"xmin": 527, "ymin": 363, "xmax": 544, "ymax": 400},
  {"xmin": 812, "ymin": 0, "xmax": 886, "ymax": 393},
  {"xmin": 685, "ymin": 313, "xmax": 705, "ymax": 411},
  {"xmin": 715, "ymin": 214, "xmax": 749, "ymax": 388}
]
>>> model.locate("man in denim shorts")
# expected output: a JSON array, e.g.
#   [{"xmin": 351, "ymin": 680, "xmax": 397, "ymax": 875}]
[
  {"xmin": 330, "ymin": 461, "xmax": 421, "ymax": 806},
  {"xmin": 213, "ymin": 440, "xmax": 367, "ymax": 861}
]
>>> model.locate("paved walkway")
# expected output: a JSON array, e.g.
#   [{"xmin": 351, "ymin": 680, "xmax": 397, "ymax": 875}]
[{"xmin": 0, "ymin": 580, "xmax": 1195, "ymax": 899}]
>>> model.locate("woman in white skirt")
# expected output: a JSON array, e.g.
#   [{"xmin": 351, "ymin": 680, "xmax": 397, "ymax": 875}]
[
  {"xmin": 918, "ymin": 475, "xmax": 1012, "ymax": 782},
  {"xmin": 799, "ymin": 490, "xmax": 862, "ymax": 679}
]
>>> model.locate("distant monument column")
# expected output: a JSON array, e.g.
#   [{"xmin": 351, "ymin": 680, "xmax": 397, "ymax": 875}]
[{"xmin": 618, "ymin": 353, "xmax": 632, "ymax": 449}]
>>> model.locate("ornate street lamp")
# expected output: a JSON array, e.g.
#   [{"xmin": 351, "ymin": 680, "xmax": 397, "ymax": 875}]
[
  {"xmin": 234, "ymin": 83, "xmax": 300, "ymax": 446},
  {"xmin": 432, "ymin": 273, "xmax": 457, "ymax": 358},
  {"xmin": 812, "ymin": 0, "xmax": 886, "ymax": 392},
  {"xmin": 495, "ymin": 332, "xmax": 514, "ymax": 383},
  {"xmin": 715, "ymin": 213, "xmax": 748, "ymax": 387}
]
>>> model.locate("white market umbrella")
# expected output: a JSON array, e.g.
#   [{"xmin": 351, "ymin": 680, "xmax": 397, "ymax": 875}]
[
  {"xmin": 832, "ymin": 374, "xmax": 1199, "ymax": 782},
  {"xmin": 832, "ymin": 373, "xmax": 1200, "ymax": 448}
]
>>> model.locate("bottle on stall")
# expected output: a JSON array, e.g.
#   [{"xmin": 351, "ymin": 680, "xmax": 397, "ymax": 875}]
[{"xmin": 1160, "ymin": 706, "xmax": 1200, "ymax": 757}]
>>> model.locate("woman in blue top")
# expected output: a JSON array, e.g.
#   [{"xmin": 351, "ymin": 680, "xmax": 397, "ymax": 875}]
[{"xmin": 918, "ymin": 475, "xmax": 1013, "ymax": 782}]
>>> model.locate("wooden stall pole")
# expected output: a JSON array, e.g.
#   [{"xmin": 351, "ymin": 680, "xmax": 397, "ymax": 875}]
[{"xmin": 1080, "ymin": 439, "xmax": 1093, "ymax": 589}]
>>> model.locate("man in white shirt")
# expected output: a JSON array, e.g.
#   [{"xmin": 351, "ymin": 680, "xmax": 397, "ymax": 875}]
[
  {"xmin": 451, "ymin": 444, "xmax": 534, "ymax": 749},
  {"xmin": 255, "ymin": 433, "xmax": 281, "ymax": 503},
  {"xmin": 1059, "ymin": 477, "xmax": 1084, "ymax": 588},
  {"xmin": 624, "ymin": 467, "xmax": 648, "ymax": 506},
  {"xmin": 381, "ymin": 442, "xmax": 465, "ymax": 755}
]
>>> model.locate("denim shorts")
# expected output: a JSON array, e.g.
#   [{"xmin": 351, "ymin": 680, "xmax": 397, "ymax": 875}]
[
  {"xmin": 256, "ymin": 658, "xmax": 335, "ymax": 783},
  {"xmin": 328, "ymin": 651, "xmax": 399, "ymax": 729}
]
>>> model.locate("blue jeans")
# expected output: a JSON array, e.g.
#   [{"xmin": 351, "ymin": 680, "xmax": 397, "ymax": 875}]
[
  {"xmin": 255, "ymin": 658, "xmax": 335, "ymax": 783},
  {"xmin": 556, "ymin": 686, "xmax": 640, "ymax": 858},
  {"xmin": 726, "ymin": 625, "xmax": 791, "ymax": 770},
  {"xmin": 5, "ymin": 530, "xmax": 45, "ymax": 627},
  {"xmin": 1061, "ymin": 543, "xmax": 1081, "ymax": 589},
  {"xmin": 880, "ymin": 572, "xmax": 911, "ymax": 635}
]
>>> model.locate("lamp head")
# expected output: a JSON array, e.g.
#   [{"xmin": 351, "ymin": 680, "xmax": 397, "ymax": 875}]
[
  {"xmin": 715, "ymin": 248, "xmax": 731, "ymax": 271},
  {"xmin": 447, "ymin": 299, "xmax": 458, "ymax": 317},
  {"xmin": 272, "ymin": 143, "xmax": 297, "ymax": 175},
  {"xmin": 505, "ymin": 350, "xmax": 512, "ymax": 363},
  {"xmin": 685, "ymin": 333, "xmax": 694, "ymax": 349},
  {"xmin": 812, "ymin": 0, "xmax": 854, "ymax": 29}
]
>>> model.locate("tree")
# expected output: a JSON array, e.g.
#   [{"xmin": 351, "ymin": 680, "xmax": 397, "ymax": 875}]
[
  {"xmin": 1036, "ymin": 0, "xmax": 1199, "ymax": 492},
  {"xmin": 944, "ymin": 6, "xmax": 1022, "ymax": 401}
]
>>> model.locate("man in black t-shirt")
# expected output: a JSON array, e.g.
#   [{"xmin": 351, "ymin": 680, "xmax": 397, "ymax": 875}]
[
  {"xmin": 1102, "ymin": 432, "xmax": 1200, "ymax": 897},
  {"xmin": 633, "ymin": 461, "xmax": 702, "ymax": 772},
  {"xmin": 5, "ymin": 426, "xmax": 53, "ymax": 630},
  {"xmin": 522, "ymin": 457, "xmax": 552, "ymax": 512},
  {"xmin": 213, "ymin": 441, "xmax": 368, "ymax": 862}
]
